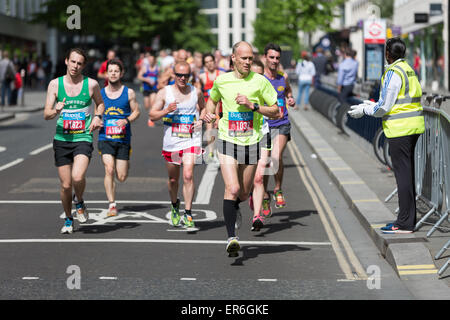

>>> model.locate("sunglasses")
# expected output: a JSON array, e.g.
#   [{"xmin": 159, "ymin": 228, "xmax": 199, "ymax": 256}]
[{"xmin": 175, "ymin": 73, "xmax": 190, "ymax": 78}]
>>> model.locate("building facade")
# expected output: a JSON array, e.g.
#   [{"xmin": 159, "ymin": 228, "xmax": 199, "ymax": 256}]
[
  {"xmin": 200, "ymin": 0, "xmax": 259, "ymax": 55},
  {"xmin": 393, "ymin": 0, "xmax": 446, "ymax": 91}
]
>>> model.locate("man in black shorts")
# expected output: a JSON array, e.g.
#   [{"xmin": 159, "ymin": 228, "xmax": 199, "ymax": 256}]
[
  {"xmin": 203, "ymin": 41, "xmax": 278, "ymax": 257},
  {"xmin": 98, "ymin": 59, "xmax": 140, "ymax": 217},
  {"xmin": 44, "ymin": 48, "xmax": 104, "ymax": 234}
]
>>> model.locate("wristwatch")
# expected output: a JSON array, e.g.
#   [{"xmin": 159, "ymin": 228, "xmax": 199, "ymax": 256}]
[
  {"xmin": 253, "ymin": 103, "xmax": 260, "ymax": 112},
  {"xmin": 95, "ymin": 114, "xmax": 103, "ymax": 120}
]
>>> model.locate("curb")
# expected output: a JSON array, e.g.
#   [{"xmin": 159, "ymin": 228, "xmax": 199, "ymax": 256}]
[
  {"xmin": 0, "ymin": 112, "xmax": 15, "ymax": 122},
  {"xmin": 289, "ymin": 109, "xmax": 450, "ymax": 296},
  {"xmin": 0, "ymin": 106, "xmax": 43, "ymax": 123}
]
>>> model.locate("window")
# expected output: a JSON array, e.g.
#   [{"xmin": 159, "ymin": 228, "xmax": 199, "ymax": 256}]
[
  {"xmin": 241, "ymin": 33, "xmax": 246, "ymax": 42},
  {"xmin": 229, "ymin": 33, "xmax": 233, "ymax": 48},
  {"xmin": 229, "ymin": 13, "xmax": 233, "ymax": 28},
  {"xmin": 241, "ymin": 13, "xmax": 246, "ymax": 28},
  {"xmin": 229, "ymin": 0, "xmax": 233, "ymax": 8},
  {"xmin": 206, "ymin": 14, "xmax": 218, "ymax": 28},
  {"xmin": 242, "ymin": 0, "xmax": 246, "ymax": 8},
  {"xmin": 200, "ymin": 0, "xmax": 218, "ymax": 9}
]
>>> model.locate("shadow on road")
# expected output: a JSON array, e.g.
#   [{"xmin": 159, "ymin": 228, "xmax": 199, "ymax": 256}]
[
  {"xmin": 78, "ymin": 222, "xmax": 140, "ymax": 234},
  {"xmin": 231, "ymin": 244, "xmax": 311, "ymax": 266}
]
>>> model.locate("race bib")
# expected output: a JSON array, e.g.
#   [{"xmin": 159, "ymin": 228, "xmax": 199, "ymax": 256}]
[
  {"xmin": 63, "ymin": 112, "xmax": 86, "ymax": 134},
  {"xmin": 105, "ymin": 119, "xmax": 126, "ymax": 139},
  {"xmin": 171, "ymin": 114, "xmax": 194, "ymax": 138},
  {"xmin": 278, "ymin": 98, "xmax": 286, "ymax": 114},
  {"xmin": 228, "ymin": 111, "xmax": 253, "ymax": 137}
]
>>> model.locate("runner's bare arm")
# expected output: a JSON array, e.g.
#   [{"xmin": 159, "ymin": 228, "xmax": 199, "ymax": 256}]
[
  {"xmin": 235, "ymin": 93, "xmax": 279, "ymax": 118},
  {"xmin": 149, "ymin": 88, "xmax": 176, "ymax": 121},
  {"xmin": 195, "ymin": 89, "xmax": 207, "ymax": 128},
  {"xmin": 44, "ymin": 79, "xmax": 63, "ymax": 120},
  {"xmin": 137, "ymin": 65, "xmax": 150, "ymax": 84},
  {"xmin": 127, "ymin": 89, "xmax": 141, "ymax": 122},
  {"xmin": 89, "ymin": 79, "xmax": 105, "ymax": 133},
  {"xmin": 203, "ymin": 96, "xmax": 219, "ymax": 123},
  {"xmin": 284, "ymin": 73, "xmax": 296, "ymax": 107},
  {"xmin": 115, "ymin": 88, "xmax": 140, "ymax": 128}
]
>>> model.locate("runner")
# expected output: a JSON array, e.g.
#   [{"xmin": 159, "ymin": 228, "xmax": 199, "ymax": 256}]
[
  {"xmin": 248, "ymin": 59, "xmax": 280, "ymax": 231},
  {"xmin": 262, "ymin": 43, "xmax": 296, "ymax": 210},
  {"xmin": 197, "ymin": 53, "xmax": 225, "ymax": 162},
  {"xmin": 202, "ymin": 41, "xmax": 278, "ymax": 257},
  {"xmin": 44, "ymin": 48, "xmax": 105, "ymax": 234},
  {"xmin": 137, "ymin": 51, "xmax": 159, "ymax": 127},
  {"xmin": 98, "ymin": 58, "xmax": 140, "ymax": 217},
  {"xmin": 97, "ymin": 49, "xmax": 116, "ymax": 87},
  {"xmin": 150, "ymin": 61, "xmax": 206, "ymax": 229}
]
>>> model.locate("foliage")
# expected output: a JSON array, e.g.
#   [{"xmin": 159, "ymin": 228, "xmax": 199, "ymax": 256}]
[
  {"xmin": 33, "ymin": 0, "xmax": 216, "ymax": 51},
  {"xmin": 253, "ymin": 0, "xmax": 344, "ymax": 58}
]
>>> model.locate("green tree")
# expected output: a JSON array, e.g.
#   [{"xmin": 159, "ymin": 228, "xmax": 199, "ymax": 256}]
[
  {"xmin": 253, "ymin": 0, "xmax": 344, "ymax": 58},
  {"xmin": 370, "ymin": 0, "xmax": 394, "ymax": 19},
  {"xmin": 33, "ymin": 0, "xmax": 216, "ymax": 51}
]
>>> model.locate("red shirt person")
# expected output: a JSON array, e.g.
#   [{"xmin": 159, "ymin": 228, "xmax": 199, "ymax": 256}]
[{"xmin": 97, "ymin": 49, "xmax": 116, "ymax": 87}]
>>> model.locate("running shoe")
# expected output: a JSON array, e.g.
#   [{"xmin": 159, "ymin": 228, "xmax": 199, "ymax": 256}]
[
  {"xmin": 273, "ymin": 190, "xmax": 286, "ymax": 208},
  {"xmin": 183, "ymin": 214, "xmax": 195, "ymax": 228},
  {"xmin": 76, "ymin": 201, "xmax": 89, "ymax": 223},
  {"xmin": 380, "ymin": 223, "xmax": 413, "ymax": 234},
  {"xmin": 226, "ymin": 237, "xmax": 240, "ymax": 257},
  {"xmin": 235, "ymin": 207, "xmax": 242, "ymax": 230},
  {"xmin": 261, "ymin": 197, "xmax": 272, "ymax": 218},
  {"xmin": 61, "ymin": 217, "xmax": 74, "ymax": 234},
  {"xmin": 107, "ymin": 205, "xmax": 118, "ymax": 217},
  {"xmin": 251, "ymin": 215, "xmax": 264, "ymax": 232},
  {"xmin": 171, "ymin": 199, "xmax": 181, "ymax": 226},
  {"xmin": 248, "ymin": 193, "xmax": 254, "ymax": 211}
]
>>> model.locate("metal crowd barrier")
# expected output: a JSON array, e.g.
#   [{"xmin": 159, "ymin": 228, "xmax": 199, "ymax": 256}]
[{"xmin": 309, "ymin": 84, "xmax": 450, "ymax": 276}]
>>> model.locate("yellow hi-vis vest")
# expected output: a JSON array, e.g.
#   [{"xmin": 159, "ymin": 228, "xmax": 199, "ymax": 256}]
[{"xmin": 380, "ymin": 59, "xmax": 425, "ymax": 138}]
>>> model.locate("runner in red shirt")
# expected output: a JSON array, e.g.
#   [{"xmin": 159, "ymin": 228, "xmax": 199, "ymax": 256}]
[
  {"xmin": 97, "ymin": 49, "xmax": 116, "ymax": 87},
  {"xmin": 197, "ymin": 53, "xmax": 224, "ymax": 162}
]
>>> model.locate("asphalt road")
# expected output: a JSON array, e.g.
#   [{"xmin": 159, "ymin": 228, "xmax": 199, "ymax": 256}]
[{"xmin": 0, "ymin": 90, "xmax": 417, "ymax": 303}]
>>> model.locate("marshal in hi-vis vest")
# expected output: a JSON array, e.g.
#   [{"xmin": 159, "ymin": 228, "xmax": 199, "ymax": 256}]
[{"xmin": 380, "ymin": 59, "xmax": 425, "ymax": 138}]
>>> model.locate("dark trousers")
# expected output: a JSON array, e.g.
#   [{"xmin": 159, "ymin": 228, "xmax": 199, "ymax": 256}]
[
  {"xmin": 338, "ymin": 84, "xmax": 354, "ymax": 104},
  {"xmin": 388, "ymin": 134, "xmax": 421, "ymax": 231}
]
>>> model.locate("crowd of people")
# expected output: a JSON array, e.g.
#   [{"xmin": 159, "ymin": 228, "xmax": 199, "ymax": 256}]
[
  {"xmin": 41, "ymin": 35, "xmax": 424, "ymax": 261},
  {"xmin": 0, "ymin": 51, "xmax": 53, "ymax": 106},
  {"xmin": 43, "ymin": 41, "xmax": 302, "ymax": 258}
]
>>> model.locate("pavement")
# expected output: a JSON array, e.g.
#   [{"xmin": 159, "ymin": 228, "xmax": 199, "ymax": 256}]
[
  {"xmin": 1, "ymin": 86, "xmax": 450, "ymax": 299},
  {"xmin": 0, "ymin": 90, "xmax": 47, "ymax": 120},
  {"xmin": 290, "ymin": 86, "xmax": 450, "ymax": 298}
]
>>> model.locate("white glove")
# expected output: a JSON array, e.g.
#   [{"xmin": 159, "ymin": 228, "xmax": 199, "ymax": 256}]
[
  {"xmin": 363, "ymin": 100, "xmax": 377, "ymax": 107},
  {"xmin": 347, "ymin": 104, "xmax": 366, "ymax": 118}
]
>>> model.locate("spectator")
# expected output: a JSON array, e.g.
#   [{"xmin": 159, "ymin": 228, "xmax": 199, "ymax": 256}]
[
  {"xmin": 337, "ymin": 48, "xmax": 358, "ymax": 104},
  {"xmin": 37, "ymin": 62, "xmax": 46, "ymax": 90},
  {"xmin": 42, "ymin": 55, "xmax": 53, "ymax": 87},
  {"xmin": 295, "ymin": 51, "xmax": 316, "ymax": 110},
  {"xmin": 97, "ymin": 49, "xmax": 116, "ymax": 87},
  {"xmin": 0, "ymin": 51, "xmax": 15, "ymax": 106},
  {"xmin": 10, "ymin": 63, "xmax": 22, "ymax": 105},
  {"xmin": 28, "ymin": 58, "xmax": 37, "ymax": 89},
  {"xmin": 413, "ymin": 49, "xmax": 421, "ymax": 81},
  {"xmin": 312, "ymin": 47, "xmax": 328, "ymax": 87}
]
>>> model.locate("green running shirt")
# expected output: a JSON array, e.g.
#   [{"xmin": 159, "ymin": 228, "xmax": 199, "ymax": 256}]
[
  {"xmin": 54, "ymin": 76, "xmax": 93, "ymax": 143},
  {"xmin": 209, "ymin": 71, "xmax": 277, "ymax": 146}
]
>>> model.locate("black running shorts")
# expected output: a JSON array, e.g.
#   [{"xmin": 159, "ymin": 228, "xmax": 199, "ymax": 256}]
[{"xmin": 53, "ymin": 139, "xmax": 93, "ymax": 167}]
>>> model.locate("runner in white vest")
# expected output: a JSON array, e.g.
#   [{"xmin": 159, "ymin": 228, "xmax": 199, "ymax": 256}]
[{"xmin": 150, "ymin": 61, "xmax": 206, "ymax": 230}]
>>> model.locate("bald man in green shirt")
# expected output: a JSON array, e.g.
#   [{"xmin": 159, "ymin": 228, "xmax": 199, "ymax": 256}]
[{"xmin": 203, "ymin": 41, "xmax": 278, "ymax": 257}]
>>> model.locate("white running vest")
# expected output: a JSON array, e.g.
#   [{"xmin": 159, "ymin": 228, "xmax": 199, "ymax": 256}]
[{"xmin": 162, "ymin": 84, "xmax": 201, "ymax": 151}]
